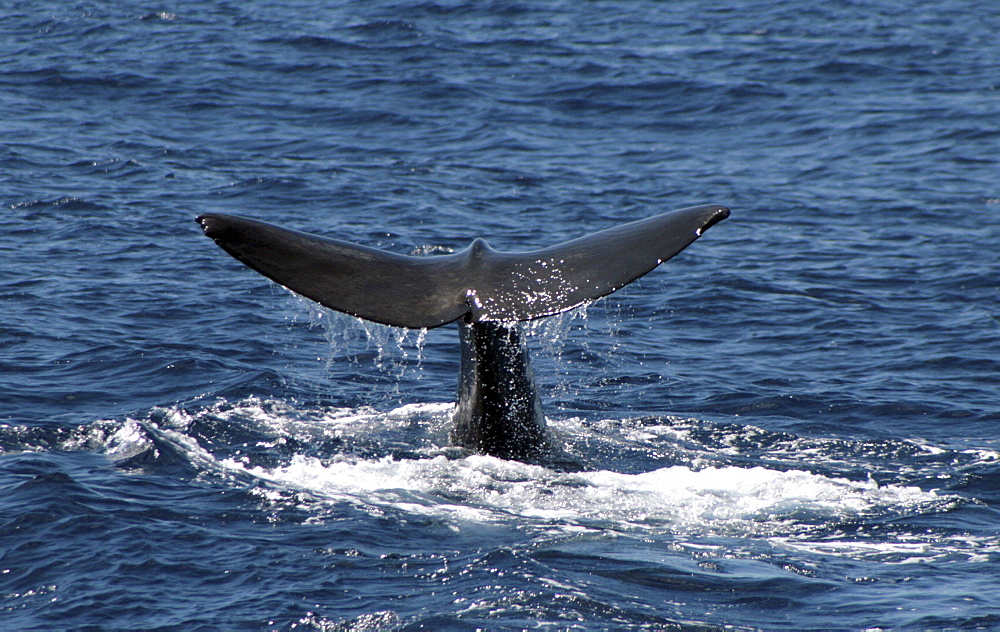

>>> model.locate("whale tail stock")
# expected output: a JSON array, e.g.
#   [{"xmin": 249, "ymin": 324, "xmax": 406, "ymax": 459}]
[{"xmin": 196, "ymin": 204, "xmax": 729, "ymax": 461}]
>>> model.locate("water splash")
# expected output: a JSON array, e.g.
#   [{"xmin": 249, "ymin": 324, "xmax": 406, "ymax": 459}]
[
  {"xmin": 282, "ymin": 289, "xmax": 617, "ymax": 405},
  {"xmin": 194, "ymin": 432, "xmax": 949, "ymax": 538},
  {"xmin": 285, "ymin": 293, "xmax": 429, "ymax": 380},
  {"xmin": 104, "ymin": 401, "xmax": 955, "ymax": 543},
  {"xmin": 524, "ymin": 303, "xmax": 591, "ymax": 356}
]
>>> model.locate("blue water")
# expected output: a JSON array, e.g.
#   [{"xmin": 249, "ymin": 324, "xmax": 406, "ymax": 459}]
[{"xmin": 3, "ymin": 0, "xmax": 999, "ymax": 629}]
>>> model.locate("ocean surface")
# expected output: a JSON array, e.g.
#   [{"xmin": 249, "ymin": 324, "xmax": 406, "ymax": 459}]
[{"xmin": 2, "ymin": 0, "xmax": 999, "ymax": 629}]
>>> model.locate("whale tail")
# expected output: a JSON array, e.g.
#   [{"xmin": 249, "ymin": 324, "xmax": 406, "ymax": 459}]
[
  {"xmin": 197, "ymin": 204, "xmax": 729, "ymax": 462},
  {"xmin": 196, "ymin": 204, "xmax": 729, "ymax": 329}
]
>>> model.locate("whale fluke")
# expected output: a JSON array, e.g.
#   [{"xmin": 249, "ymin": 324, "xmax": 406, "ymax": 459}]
[
  {"xmin": 197, "ymin": 205, "xmax": 729, "ymax": 462},
  {"xmin": 196, "ymin": 204, "xmax": 729, "ymax": 329}
]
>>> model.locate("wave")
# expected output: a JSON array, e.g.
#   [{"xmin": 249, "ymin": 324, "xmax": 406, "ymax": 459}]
[{"xmin": 8, "ymin": 399, "xmax": 974, "ymax": 550}]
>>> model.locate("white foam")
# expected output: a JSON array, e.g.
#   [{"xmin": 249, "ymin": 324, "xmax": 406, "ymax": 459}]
[
  {"xmin": 104, "ymin": 420, "xmax": 152, "ymax": 462},
  {"xmin": 122, "ymin": 400, "xmax": 948, "ymax": 536},
  {"xmin": 771, "ymin": 532, "xmax": 1000, "ymax": 564},
  {"xmin": 94, "ymin": 400, "xmax": 993, "ymax": 565},
  {"xmin": 204, "ymin": 448, "xmax": 939, "ymax": 536}
]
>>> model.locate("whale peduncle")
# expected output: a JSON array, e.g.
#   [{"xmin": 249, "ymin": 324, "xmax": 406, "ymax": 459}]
[{"xmin": 450, "ymin": 319, "xmax": 548, "ymax": 461}]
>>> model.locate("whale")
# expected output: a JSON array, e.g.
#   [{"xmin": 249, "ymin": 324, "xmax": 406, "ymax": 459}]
[{"xmin": 196, "ymin": 204, "xmax": 729, "ymax": 461}]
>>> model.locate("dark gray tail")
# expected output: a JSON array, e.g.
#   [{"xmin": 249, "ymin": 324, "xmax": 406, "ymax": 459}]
[
  {"xmin": 196, "ymin": 204, "xmax": 729, "ymax": 329},
  {"xmin": 197, "ymin": 205, "xmax": 729, "ymax": 462}
]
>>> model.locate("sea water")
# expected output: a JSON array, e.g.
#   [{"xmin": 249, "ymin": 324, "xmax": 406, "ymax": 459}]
[{"xmin": 2, "ymin": 0, "xmax": 999, "ymax": 629}]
